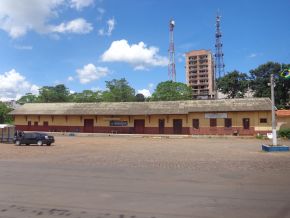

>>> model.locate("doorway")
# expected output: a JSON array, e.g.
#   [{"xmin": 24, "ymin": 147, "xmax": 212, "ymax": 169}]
[
  {"xmin": 173, "ymin": 119, "xmax": 182, "ymax": 134},
  {"xmin": 243, "ymin": 118, "xmax": 250, "ymax": 129},
  {"xmin": 159, "ymin": 119, "xmax": 165, "ymax": 134},
  {"xmin": 84, "ymin": 119, "xmax": 94, "ymax": 133},
  {"xmin": 134, "ymin": 119, "xmax": 145, "ymax": 134}
]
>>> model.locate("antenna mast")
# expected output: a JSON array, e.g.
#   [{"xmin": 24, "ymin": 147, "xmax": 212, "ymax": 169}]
[
  {"xmin": 214, "ymin": 12, "xmax": 225, "ymax": 78},
  {"xmin": 168, "ymin": 19, "xmax": 176, "ymax": 82}
]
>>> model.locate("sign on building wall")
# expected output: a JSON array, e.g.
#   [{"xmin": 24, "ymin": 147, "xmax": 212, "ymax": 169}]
[
  {"xmin": 110, "ymin": 120, "xmax": 128, "ymax": 126},
  {"xmin": 205, "ymin": 113, "xmax": 228, "ymax": 119}
]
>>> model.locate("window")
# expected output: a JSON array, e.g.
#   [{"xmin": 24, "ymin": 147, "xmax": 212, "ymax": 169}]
[
  {"xmin": 210, "ymin": 118, "xmax": 217, "ymax": 127},
  {"xmin": 43, "ymin": 121, "xmax": 49, "ymax": 127},
  {"xmin": 192, "ymin": 119, "xmax": 199, "ymax": 129},
  {"xmin": 260, "ymin": 118, "xmax": 267, "ymax": 123},
  {"xmin": 34, "ymin": 122, "xmax": 38, "ymax": 126},
  {"xmin": 243, "ymin": 118, "xmax": 250, "ymax": 129},
  {"xmin": 28, "ymin": 121, "xmax": 31, "ymax": 126},
  {"xmin": 224, "ymin": 118, "xmax": 232, "ymax": 128}
]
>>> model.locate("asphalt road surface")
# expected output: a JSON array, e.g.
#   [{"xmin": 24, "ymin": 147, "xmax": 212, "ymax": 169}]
[{"xmin": 0, "ymin": 136, "xmax": 290, "ymax": 218}]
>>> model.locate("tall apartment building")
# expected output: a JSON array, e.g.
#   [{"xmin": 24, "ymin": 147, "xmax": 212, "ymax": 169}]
[{"xmin": 185, "ymin": 50, "xmax": 215, "ymax": 99}]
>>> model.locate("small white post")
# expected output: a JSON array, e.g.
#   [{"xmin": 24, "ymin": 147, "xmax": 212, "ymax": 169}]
[{"xmin": 270, "ymin": 74, "xmax": 277, "ymax": 146}]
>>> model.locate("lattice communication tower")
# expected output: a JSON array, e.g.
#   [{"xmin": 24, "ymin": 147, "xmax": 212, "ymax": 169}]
[
  {"xmin": 168, "ymin": 19, "xmax": 176, "ymax": 82},
  {"xmin": 214, "ymin": 13, "xmax": 225, "ymax": 78}
]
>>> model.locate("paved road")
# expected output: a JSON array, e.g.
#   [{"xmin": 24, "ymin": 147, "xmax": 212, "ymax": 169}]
[{"xmin": 0, "ymin": 137, "xmax": 290, "ymax": 218}]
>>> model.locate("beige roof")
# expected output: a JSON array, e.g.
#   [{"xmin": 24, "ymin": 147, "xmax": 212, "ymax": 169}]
[{"xmin": 10, "ymin": 98, "xmax": 272, "ymax": 116}]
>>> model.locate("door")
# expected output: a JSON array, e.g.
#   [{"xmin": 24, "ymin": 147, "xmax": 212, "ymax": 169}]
[
  {"xmin": 173, "ymin": 119, "xmax": 182, "ymax": 134},
  {"xmin": 243, "ymin": 118, "xmax": 250, "ymax": 129},
  {"xmin": 134, "ymin": 120, "xmax": 145, "ymax": 134},
  {"xmin": 84, "ymin": 119, "xmax": 94, "ymax": 133},
  {"xmin": 159, "ymin": 119, "xmax": 165, "ymax": 134}
]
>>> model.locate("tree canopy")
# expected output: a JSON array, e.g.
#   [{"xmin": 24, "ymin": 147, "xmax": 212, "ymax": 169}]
[
  {"xmin": 38, "ymin": 84, "xmax": 70, "ymax": 103},
  {"xmin": 0, "ymin": 102, "xmax": 13, "ymax": 124},
  {"xmin": 249, "ymin": 62, "xmax": 290, "ymax": 108},
  {"xmin": 70, "ymin": 90, "xmax": 102, "ymax": 103},
  {"xmin": 217, "ymin": 70, "xmax": 249, "ymax": 98},
  {"xmin": 102, "ymin": 78, "xmax": 136, "ymax": 102},
  {"xmin": 151, "ymin": 81, "xmax": 192, "ymax": 101}
]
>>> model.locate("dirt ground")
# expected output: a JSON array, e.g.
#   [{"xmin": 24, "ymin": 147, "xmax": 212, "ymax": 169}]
[
  {"xmin": 0, "ymin": 135, "xmax": 290, "ymax": 218},
  {"xmin": 1, "ymin": 135, "xmax": 290, "ymax": 172}
]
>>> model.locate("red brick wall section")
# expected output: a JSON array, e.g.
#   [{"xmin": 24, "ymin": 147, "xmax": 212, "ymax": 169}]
[
  {"xmin": 189, "ymin": 127, "xmax": 257, "ymax": 136},
  {"xmin": 16, "ymin": 125, "xmax": 268, "ymax": 136}
]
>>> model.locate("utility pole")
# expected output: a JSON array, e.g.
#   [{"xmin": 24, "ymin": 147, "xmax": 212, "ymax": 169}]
[{"xmin": 270, "ymin": 74, "xmax": 277, "ymax": 146}]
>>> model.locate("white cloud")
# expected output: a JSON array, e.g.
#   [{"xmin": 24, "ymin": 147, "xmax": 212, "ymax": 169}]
[
  {"xmin": 101, "ymin": 39, "xmax": 168, "ymax": 70},
  {"xmin": 14, "ymin": 45, "xmax": 33, "ymax": 50},
  {"xmin": 0, "ymin": 0, "xmax": 64, "ymax": 38},
  {"xmin": 67, "ymin": 76, "xmax": 74, "ymax": 81},
  {"xmin": 98, "ymin": 28, "xmax": 105, "ymax": 35},
  {"xmin": 0, "ymin": 69, "xmax": 39, "ymax": 101},
  {"xmin": 148, "ymin": 83, "xmax": 154, "ymax": 89},
  {"xmin": 137, "ymin": 89, "xmax": 151, "ymax": 98},
  {"xmin": 70, "ymin": 0, "xmax": 94, "ymax": 10},
  {"xmin": 248, "ymin": 52, "xmax": 263, "ymax": 58},
  {"xmin": 97, "ymin": 7, "xmax": 105, "ymax": 20},
  {"xmin": 76, "ymin": 63, "xmax": 109, "ymax": 84},
  {"xmin": 51, "ymin": 18, "xmax": 93, "ymax": 34},
  {"xmin": 98, "ymin": 17, "xmax": 115, "ymax": 36},
  {"xmin": 0, "ymin": 0, "xmax": 93, "ymax": 38},
  {"xmin": 248, "ymin": 53, "xmax": 257, "ymax": 58}
]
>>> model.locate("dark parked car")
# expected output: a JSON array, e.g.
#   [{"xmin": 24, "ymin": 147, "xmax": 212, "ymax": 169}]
[{"xmin": 14, "ymin": 132, "xmax": 55, "ymax": 146}]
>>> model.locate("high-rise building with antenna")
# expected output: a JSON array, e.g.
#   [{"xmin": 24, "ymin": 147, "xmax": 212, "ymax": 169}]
[
  {"xmin": 214, "ymin": 12, "xmax": 225, "ymax": 79},
  {"xmin": 168, "ymin": 19, "xmax": 176, "ymax": 82}
]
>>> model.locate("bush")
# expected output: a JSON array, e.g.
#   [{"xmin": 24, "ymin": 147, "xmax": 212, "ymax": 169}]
[{"xmin": 278, "ymin": 128, "xmax": 290, "ymax": 139}]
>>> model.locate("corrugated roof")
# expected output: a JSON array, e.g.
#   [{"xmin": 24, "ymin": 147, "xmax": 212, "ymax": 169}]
[
  {"xmin": 9, "ymin": 98, "xmax": 272, "ymax": 116},
  {"xmin": 276, "ymin": 110, "xmax": 290, "ymax": 117}
]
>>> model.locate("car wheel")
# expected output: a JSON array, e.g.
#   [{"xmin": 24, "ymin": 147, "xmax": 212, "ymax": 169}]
[
  {"xmin": 15, "ymin": 140, "xmax": 21, "ymax": 146},
  {"xmin": 37, "ymin": 140, "xmax": 43, "ymax": 146},
  {"xmin": 47, "ymin": 143, "xmax": 51, "ymax": 146}
]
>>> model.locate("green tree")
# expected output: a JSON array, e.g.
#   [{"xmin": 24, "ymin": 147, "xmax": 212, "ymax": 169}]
[
  {"xmin": 38, "ymin": 84, "xmax": 70, "ymax": 102},
  {"xmin": 249, "ymin": 62, "xmax": 290, "ymax": 108},
  {"xmin": 102, "ymin": 78, "xmax": 136, "ymax": 102},
  {"xmin": 151, "ymin": 81, "xmax": 192, "ymax": 101},
  {"xmin": 0, "ymin": 102, "xmax": 13, "ymax": 124},
  {"xmin": 70, "ymin": 90, "xmax": 102, "ymax": 102},
  {"xmin": 217, "ymin": 71, "xmax": 249, "ymax": 98},
  {"xmin": 17, "ymin": 93, "xmax": 38, "ymax": 105}
]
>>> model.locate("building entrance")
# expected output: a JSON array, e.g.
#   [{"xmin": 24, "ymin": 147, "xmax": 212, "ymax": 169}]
[
  {"xmin": 134, "ymin": 120, "xmax": 145, "ymax": 134},
  {"xmin": 173, "ymin": 119, "xmax": 182, "ymax": 134},
  {"xmin": 84, "ymin": 119, "xmax": 94, "ymax": 133},
  {"xmin": 159, "ymin": 119, "xmax": 165, "ymax": 134}
]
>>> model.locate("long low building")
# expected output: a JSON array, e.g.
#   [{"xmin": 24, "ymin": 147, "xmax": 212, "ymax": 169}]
[{"xmin": 10, "ymin": 98, "xmax": 273, "ymax": 136}]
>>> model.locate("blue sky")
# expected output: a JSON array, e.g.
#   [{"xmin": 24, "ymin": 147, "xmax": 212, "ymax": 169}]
[{"xmin": 0, "ymin": 0, "xmax": 289, "ymax": 100}]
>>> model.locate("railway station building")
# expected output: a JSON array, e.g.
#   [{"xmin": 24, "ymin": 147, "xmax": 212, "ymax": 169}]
[{"xmin": 10, "ymin": 98, "xmax": 272, "ymax": 136}]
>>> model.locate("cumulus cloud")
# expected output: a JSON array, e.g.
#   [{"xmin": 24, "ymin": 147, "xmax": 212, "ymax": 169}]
[
  {"xmin": 0, "ymin": 0, "xmax": 93, "ymax": 38},
  {"xmin": 76, "ymin": 63, "xmax": 109, "ymax": 84},
  {"xmin": 98, "ymin": 17, "xmax": 115, "ymax": 36},
  {"xmin": 51, "ymin": 18, "xmax": 93, "ymax": 34},
  {"xmin": 0, "ymin": 69, "xmax": 39, "ymax": 101},
  {"xmin": 137, "ymin": 89, "xmax": 151, "ymax": 98},
  {"xmin": 101, "ymin": 39, "xmax": 168, "ymax": 70},
  {"xmin": 70, "ymin": 0, "xmax": 94, "ymax": 10}
]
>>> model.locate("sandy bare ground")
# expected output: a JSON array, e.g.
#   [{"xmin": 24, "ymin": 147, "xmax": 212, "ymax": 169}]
[{"xmin": 0, "ymin": 136, "xmax": 290, "ymax": 218}]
